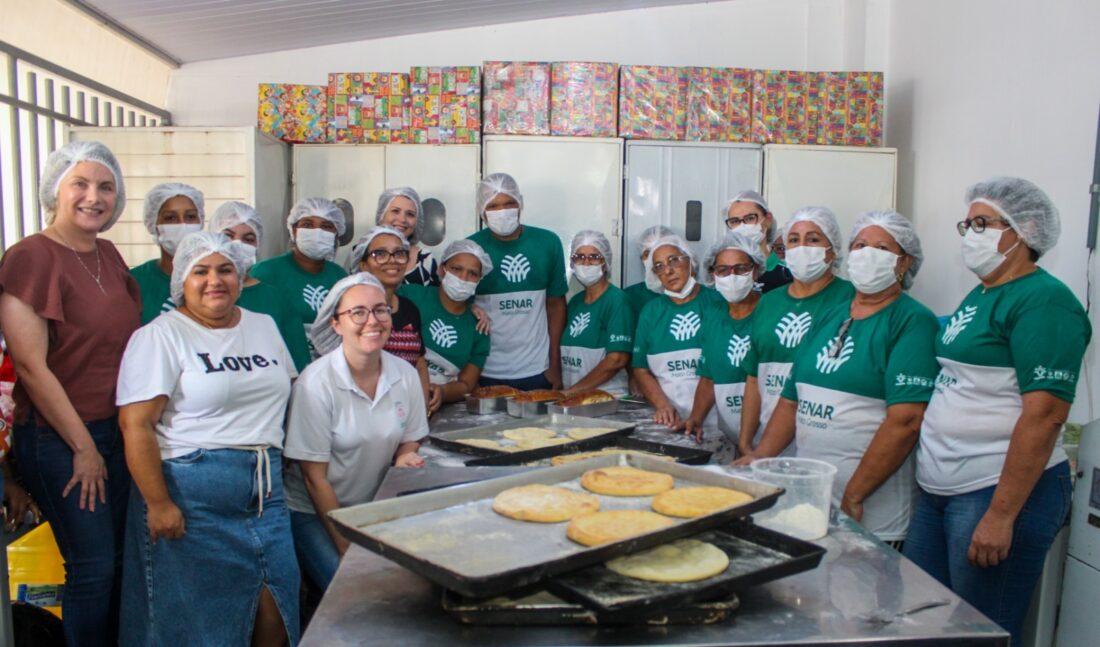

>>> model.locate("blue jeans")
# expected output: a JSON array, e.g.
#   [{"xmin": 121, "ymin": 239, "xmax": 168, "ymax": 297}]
[
  {"xmin": 13, "ymin": 415, "xmax": 130, "ymax": 647},
  {"xmin": 903, "ymin": 461, "xmax": 1072, "ymax": 646},
  {"xmin": 290, "ymin": 510, "xmax": 341, "ymax": 590},
  {"xmin": 478, "ymin": 372, "xmax": 553, "ymax": 390}
]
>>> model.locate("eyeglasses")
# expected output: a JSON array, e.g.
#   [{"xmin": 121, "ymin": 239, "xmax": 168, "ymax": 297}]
[
  {"xmin": 652, "ymin": 255, "xmax": 689, "ymax": 274},
  {"xmin": 335, "ymin": 305, "xmax": 392, "ymax": 325},
  {"xmin": 570, "ymin": 253, "xmax": 605, "ymax": 265},
  {"xmin": 367, "ymin": 248, "xmax": 410, "ymax": 264},
  {"xmin": 711, "ymin": 263, "xmax": 755, "ymax": 278},
  {"xmin": 725, "ymin": 213, "xmax": 761, "ymax": 228},
  {"xmin": 956, "ymin": 216, "xmax": 1010, "ymax": 236}
]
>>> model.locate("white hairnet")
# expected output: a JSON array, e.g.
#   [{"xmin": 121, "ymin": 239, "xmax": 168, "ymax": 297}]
[
  {"xmin": 170, "ymin": 231, "xmax": 246, "ymax": 306},
  {"xmin": 477, "ymin": 173, "xmax": 524, "ymax": 215},
  {"xmin": 636, "ymin": 225, "xmax": 675, "ymax": 256},
  {"xmin": 647, "ymin": 233, "xmax": 698, "ymax": 284},
  {"xmin": 143, "ymin": 183, "xmax": 205, "ymax": 239},
  {"xmin": 966, "ymin": 176, "xmax": 1060, "ymax": 257},
  {"xmin": 309, "ymin": 272, "xmax": 388, "ymax": 356},
  {"xmin": 375, "ymin": 187, "xmax": 423, "ymax": 244},
  {"xmin": 786, "ymin": 206, "xmax": 844, "ymax": 269},
  {"xmin": 570, "ymin": 229, "xmax": 613, "ymax": 278},
  {"xmin": 209, "ymin": 201, "xmax": 264, "ymax": 243},
  {"xmin": 440, "ymin": 239, "xmax": 493, "ymax": 276},
  {"xmin": 344, "ymin": 226, "xmax": 409, "ymax": 273},
  {"xmin": 39, "ymin": 140, "xmax": 126, "ymax": 231},
  {"xmin": 724, "ymin": 189, "xmax": 776, "ymax": 243},
  {"xmin": 850, "ymin": 210, "xmax": 924, "ymax": 289},
  {"xmin": 286, "ymin": 197, "xmax": 347, "ymax": 238},
  {"xmin": 701, "ymin": 230, "xmax": 766, "ymax": 286}
]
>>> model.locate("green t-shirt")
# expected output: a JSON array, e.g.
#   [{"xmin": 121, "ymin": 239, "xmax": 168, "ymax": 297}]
[
  {"xmin": 130, "ymin": 259, "xmax": 173, "ymax": 324},
  {"xmin": 765, "ymin": 250, "xmax": 781, "ymax": 271},
  {"xmin": 560, "ymin": 284, "xmax": 634, "ymax": 394},
  {"xmin": 399, "ymin": 283, "xmax": 490, "ymax": 384},
  {"xmin": 469, "ymin": 226, "xmax": 568, "ymax": 379},
  {"xmin": 696, "ymin": 303, "xmax": 755, "ymax": 436},
  {"xmin": 250, "ymin": 252, "xmax": 347, "ymax": 356},
  {"xmin": 624, "ymin": 281, "xmax": 659, "ymax": 323},
  {"xmin": 237, "ymin": 281, "xmax": 313, "ymax": 372},
  {"xmin": 919, "ymin": 268, "xmax": 1091, "ymax": 496},
  {"xmin": 779, "ymin": 293, "xmax": 939, "ymax": 540}
]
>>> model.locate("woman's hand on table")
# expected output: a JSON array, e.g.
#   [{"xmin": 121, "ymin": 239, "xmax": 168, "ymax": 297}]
[
  {"xmin": 682, "ymin": 417, "xmax": 705, "ymax": 444},
  {"xmin": 653, "ymin": 404, "xmax": 681, "ymax": 428},
  {"xmin": 394, "ymin": 452, "xmax": 425, "ymax": 468},
  {"xmin": 968, "ymin": 510, "xmax": 1014, "ymax": 567},
  {"xmin": 147, "ymin": 500, "xmax": 186, "ymax": 542},
  {"xmin": 840, "ymin": 492, "xmax": 864, "ymax": 522},
  {"xmin": 732, "ymin": 451, "xmax": 758, "ymax": 467},
  {"xmin": 427, "ymin": 385, "xmax": 443, "ymax": 416}
]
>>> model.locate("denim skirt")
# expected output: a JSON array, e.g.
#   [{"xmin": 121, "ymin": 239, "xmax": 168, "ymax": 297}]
[{"xmin": 120, "ymin": 448, "xmax": 300, "ymax": 646}]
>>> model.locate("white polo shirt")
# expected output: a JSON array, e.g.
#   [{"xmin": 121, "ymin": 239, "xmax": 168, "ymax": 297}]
[{"xmin": 283, "ymin": 348, "xmax": 429, "ymax": 512}]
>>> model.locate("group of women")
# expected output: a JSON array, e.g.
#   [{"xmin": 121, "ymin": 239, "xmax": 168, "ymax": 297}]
[{"xmin": 0, "ymin": 139, "xmax": 1087, "ymax": 646}]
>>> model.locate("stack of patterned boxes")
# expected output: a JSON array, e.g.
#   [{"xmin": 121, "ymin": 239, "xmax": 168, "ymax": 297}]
[
  {"xmin": 408, "ymin": 66, "xmax": 481, "ymax": 144},
  {"xmin": 750, "ymin": 69, "xmax": 816, "ymax": 145},
  {"xmin": 326, "ymin": 72, "xmax": 410, "ymax": 143},
  {"xmin": 482, "ymin": 61, "xmax": 551, "ymax": 135},
  {"xmin": 617, "ymin": 65, "xmax": 689, "ymax": 140},
  {"xmin": 751, "ymin": 70, "xmax": 884, "ymax": 146},
  {"xmin": 257, "ymin": 84, "xmax": 327, "ymax": 143},
  {"xmin": 549, "ymin": 62, "xmax": 618, "ymax": 137},
  {"xmin": 817, "ymin": 71, "xmax": 884, "ymax": 147},
  {"xmin": 684, "ymin": 67, "xmax": 754, "ymax": 142}
]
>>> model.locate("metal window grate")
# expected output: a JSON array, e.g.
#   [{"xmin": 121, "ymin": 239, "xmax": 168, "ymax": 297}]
[{"xmin": 0, "ymin": 41, "xmax": 171, "ymax": 251}]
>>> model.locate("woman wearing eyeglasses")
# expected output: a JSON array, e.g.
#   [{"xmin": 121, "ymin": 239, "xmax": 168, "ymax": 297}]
[
  {"xmin": 722, "ymin": 190, "xmax": 791, "ymax": 294},
  {"xmin": 738, "ymin": 207, "xmax": 855, "ymax": 457},
  {"xmin": 374, "ymin": 187, "xmax": 439, "ymax": 286},
  {"xmin": 283, "ymin": 273, "xmax": 428, "ymax": 591},
  {"xmin": 631, "ymin": 233, "xmax": 724, "ymax": 429},
  {"xmin": 736, "ymin": 212, "xmax": 938, "ymax": 547},
  {"xmin": 904, "ymin": 178, "xmax": 1088, "ymax": 646},
  {"xmin": 560, "ymin": 230, "xmax": 635, "ymax": 396}
]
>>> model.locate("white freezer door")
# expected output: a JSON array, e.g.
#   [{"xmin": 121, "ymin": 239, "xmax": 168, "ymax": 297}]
[
  {"xmin": 292, "ymin": 145, "xmax": 386, "ymax": 267},
  {"xmin": 482, "ymin": 135, "xmax": 624, "ymax": 286},
  {"xmin": 624, "ymin": 141, "xmax": 763, "ymax": 287},
  {"xmin": 1056, "ymin": 556, "xmax": 1100, "ymax": 646},
  {"xmin": 763, "ymin": 144, "xmax": 897, "ymax": 245}
]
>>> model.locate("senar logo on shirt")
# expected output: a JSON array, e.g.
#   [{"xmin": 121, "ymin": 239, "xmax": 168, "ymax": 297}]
[
  {"xmin": 428, "ymin": 319, "xmax": 458, "ymax": 349},
  {"xmin": 569, "ymin": 312, "xmax": 591, "ymax": 337},
  {"xmin": 726, "ymin": 334, "xmax": 750, "ymax": 366},
  {"xmin": 669, "ymin": 312, "xmax": 702, "ymax": 341},
  {"xmin": 500, "ymin": 254, "xmax": 531, "ymax": 283},
  {"xmin": 814, "ymin": 335, "xmax": 854, "ymax": 374},
  {"xmin": 775, "ymin": 312, "xmax": 813, "ymax": 348},
  {"xmin": 941, "ymin": 305, "xmax": 977, "ymax": 344},
  {"xmin": 160, "ymin": 298, "xmax": 174, "ymax": 314},
  {"xmin": 303, "ymin": 284, "xmax": 329, "ymax": 312}
]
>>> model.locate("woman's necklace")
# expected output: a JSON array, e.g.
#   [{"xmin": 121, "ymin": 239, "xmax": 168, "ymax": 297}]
[{"xmin": 54, "ymin": 229, "xmax": 106, "ymax": 295}]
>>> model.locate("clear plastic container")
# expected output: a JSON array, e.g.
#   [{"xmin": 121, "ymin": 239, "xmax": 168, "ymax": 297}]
[{"xmin": 750, "ymin": 457, "xmax": 837, "ymax": 540}]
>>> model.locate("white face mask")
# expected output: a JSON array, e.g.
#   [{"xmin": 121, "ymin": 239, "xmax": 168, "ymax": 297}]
[
  {"xmin": 643, "ymin": 256, "xmax": 663, "ymax": 292},
  {"xmin": 714, "ymin": 273, "xmax": 756, "ymax": 303},
  {"xmin": 441, "ymin": 271, "xmax": 478, "ymax": 302},
  {"xmin": 296, "ymin": 228, "xmax": 337, "ymax": 261},
  {"xmin": 847, "ymin": 247, "xmax": 901, "ymax": 294},
  {"xmin": 157, "ymin": 223, "xmax": 202, "ymax": 256},
  {"xmin": 574, "ymin": 264, "xmax": 604, "ymax": 287},
  {"xmin": 228, "ymin": 240, "xmax": 258, "ymax": 274},
  {"xmin": 785, "ymin": 245, "xmax": 830, "ymax": 283},
  {"xmin": 734, "ymin": 222, "xmax": 764, "ymax": 244},
  {"xmin": 962, "ymin": 228, "xmax": 1018, "ymax": 278},
  {"xmin": 484, "ymin": 208, "xmax": 520, "ymax": 236},
  {"xmin": 664, "ymin": 275, "xmax": 697, "ymax": 300}
]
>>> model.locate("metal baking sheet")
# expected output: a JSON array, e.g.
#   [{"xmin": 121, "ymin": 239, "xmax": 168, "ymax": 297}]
[
  {"xmin": 546, "ymin": 519, "xmax": 826, "ymax": 614},
  {"xmin": 428, "ymin": 413, "xmax": 634, "ymax": 458},
  {"xmin": 466, "ymin": 395, "xmax": 513, "ymax": 414},
  {"xmin": 464, "ymin": 437, "xmax": 713, "ymax": 467},
  {"xmin": 546, "ymin": 399, "xmax": 620, "ymax": 418},
  {"xmin": 441, "ymin": 587, "xmax": 738, "ymax": 626},
  {"xmin": 328, "ymin": 454, "xmax": 783, "ymax": 598},
  {"xmin": 506, "ymin": 398, "xmax": 558, "ymax": 418}
]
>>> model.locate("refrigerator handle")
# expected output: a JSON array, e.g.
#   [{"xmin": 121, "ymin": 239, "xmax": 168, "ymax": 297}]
[{"xmin": 685, "ymin": 200, "xmax": 702, "ymax": 241}]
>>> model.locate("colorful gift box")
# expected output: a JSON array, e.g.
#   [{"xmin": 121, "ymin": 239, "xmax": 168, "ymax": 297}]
[
  {"xmin": 618, "ymin": 65, "xmax": 689, "ymax": 140},
  {"xmin": 750, "ymin": 69, "xmax": 816, "ymax": 145},
  {"xmin": 751, "ymin": 70, "xmax": 884, "ymax": 146},
  {"xmin": 326, "ymin": 72, "xmax": 410, "ymax": 144},
  {"xmin": 482, "ymin": 61, "xmax": 550, "ymax": 135},
  {"xmin": 819, "ymin": 71, "xmax": 884, "ymax": 147},
  {"xmin": 408, "ymin": 66, "xmax": 481, "ymax": 144},
  {"xmin": 257, "ymin": 84, "xmax": 286, "ymax": 139},
  {"xmin": 685, "ymin": 67, "xmax": 753, "ymax": 142},
  {"xmin": 257, "ymin": 84, "xmax": 327, "ymax": 143},
  {"xmin": 550, "ymin": 62, "xmax": 618, "ymax": 137}
]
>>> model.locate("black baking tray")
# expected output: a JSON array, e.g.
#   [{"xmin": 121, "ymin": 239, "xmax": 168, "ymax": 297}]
[
  {"xmin": 464, "ymin": 436, "xmax": 713, "ymax": 466},
  {"xmin": 427, "ymin": 413, "xmax": 635, "ymax": 459},
  {"xmin": 546, "ymin": 518, "xmax": 825, "ymax": 613}
]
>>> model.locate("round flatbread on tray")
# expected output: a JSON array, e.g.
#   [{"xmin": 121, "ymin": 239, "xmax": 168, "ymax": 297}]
[
  {"xmin": 565, "ymin": 427, "xmax": 618, "ymax": 441},
  {"xmin": 492, "ymin": 484, "xmax": 600, "ymax": 523},
  {"xmin": 502, "ymin": 427, "xmax": 558, "ymax": 443},
  {"xmin": 550, "ymin": 449, "xmax": 676, "ymax": 466},
  {"xmin": 455, "ymin": 438, "xmax": 506, "ymax": 450},
  {"xmin": 515, "ymin": 437, "xmax": 571, "ymax": 451},
  {"xmin": 651, "ymin": 486, "xmax": 754, "ymax": 518},
  {"xmin": 580, "ymin": 466, "xmax": 675, "ymax": 497},
  {"xmin": 566, "ymin": 510, "xmax": 675, "ymax": 546},
  {"xmin": 605, "ymin": 539, "xmax": 730, "ymax": 582}
]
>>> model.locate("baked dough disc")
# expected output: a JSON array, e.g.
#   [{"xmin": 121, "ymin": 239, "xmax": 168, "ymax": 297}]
[
  {"xmin": 492, "ymin": 484, "xmax": 600, "ymax": 523},
  {"xmin": 502, "ymin": 427, "xmax": 558, "ymax": 442},
  {"xmin": 651, "ymin": 486, "xmax": 754, "ymax": 518},
  {"xmin": 565, "ymin": 427, "xmax": 618, "ymax": 441},
  {"xmin": 580, "ymin": 466, "xmax": 675, "ymax": 497},
  {"xmin": 515, "ymin": 437, "xmax": 571, "ymax": 450},
  {"xmin": 456, "ymin": 438, "xmax": 505, "ymax": 450},
  {"xmin": 566, "ymin": 510, "xmax": 675, "ymax": 546},
  {"xmin": 551, "ymin": 449, "xmax": 676, "ymax": 466},
  {"xmin": 605, "ymin": 539, "xmax": 730, "ymax": 582}
]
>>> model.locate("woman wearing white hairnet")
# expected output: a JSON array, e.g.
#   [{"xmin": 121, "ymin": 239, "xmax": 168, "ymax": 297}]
[
  {"xmin": 738, "ymin": 207, "xmax": 854, "ymax": 457},
  {"xmin": 468, "ymin": 173, "xmax": 568, "ymax": 390},
  {"xmin": 631, "ymin": 234, "xmax": 724, "ymax": 431},
  {"xmin": 398, "ymin": 240, "xmax": 492, "ymax": 414},
  {"xmin": 559, "ymin": 230, "xmax": 635, "ymax": 395},
  {"xmin": 284, "ymin": 273, "xmax": 427, "ymax": 590},
  {"xmin": 116, "ymin": 232, "xmax": 299, "ymax": 645},
  {"xmin": 738, "ymin": 212, "xmax": 939, "ymax": 547},
  {"xmin": 210, "ymin": 201, "xmax": 311, "ymax": 371},
  {"xmin": 904, "ymin": 178, "xmax": 1089, "ymax": 645},
  {"xmin": 622, "ymin": 225, "xmax": 675, "ymax": 322},
  {"xmin": 251, "ymin": 197, "xmax": 348, "ymax": 355},
  {"xmin": 722, "ymin": 190, "xmax": 792, "ymax": 293},
  {"xmin": 375, "ymin": 187, "xmax": 439, "ymax": 286},
  {"xmin": 0, "ymin": 140, "xmax": 139, "ymax": 644},
  {"xmin": 681, "ymin": 231, "xmax": 766, "ymax": 463},
  {"xmin": 130, "ymin": 183, "xmax": 205, "ymax": 324}
]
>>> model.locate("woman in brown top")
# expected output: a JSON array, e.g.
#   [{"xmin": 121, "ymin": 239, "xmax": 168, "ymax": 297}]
[{"xmin": 0, "ymin": 140, "xmax": 140, "ymax": 646}]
